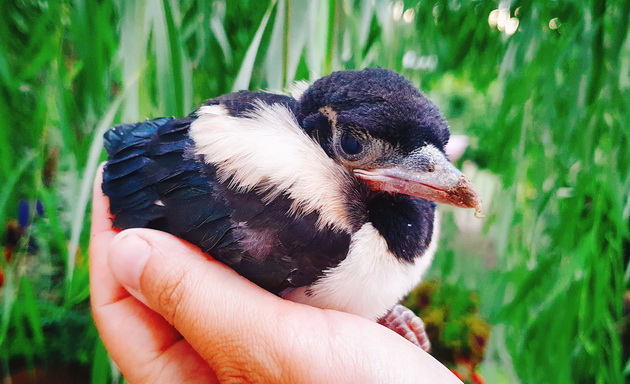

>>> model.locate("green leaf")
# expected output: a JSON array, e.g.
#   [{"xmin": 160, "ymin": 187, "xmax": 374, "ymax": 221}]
[
  {"xmin": 19, "ymin": 277, "xmax": 45, "ymax": 347},
  {"xmin": 232, "ymin": 0, "xmax": 278, "ymax": 92}
]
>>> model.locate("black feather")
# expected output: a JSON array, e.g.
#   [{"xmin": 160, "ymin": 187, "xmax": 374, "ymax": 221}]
[
  {"xmin": 368, "ymin": 194, "xmax": 435, "ymax": 263},
  {"xmin": 298, "ymin": 68, "xmax": 450, "ymax": 153},
  {"xmin": 103, "ymin": 95, "xmax": 350, "ymax": 293},
  {"xmin": 103, "ymin": 69, "xmax": 444, "ymax": 294}
]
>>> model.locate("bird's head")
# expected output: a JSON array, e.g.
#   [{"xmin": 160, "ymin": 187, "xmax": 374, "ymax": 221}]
[{"xmin": 297, "ymin": 68, "xmax": 481, "ymax": 211}]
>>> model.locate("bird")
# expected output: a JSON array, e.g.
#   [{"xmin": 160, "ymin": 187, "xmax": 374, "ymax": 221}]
[{"xmin": 102, "ymin": 68, "xmax": 481, "ymax": 349}]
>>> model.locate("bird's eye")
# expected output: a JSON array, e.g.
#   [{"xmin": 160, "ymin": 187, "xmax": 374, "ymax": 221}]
[{"xmin": 340, "ymin": 132, "xmax": 363, "ymax": 155}]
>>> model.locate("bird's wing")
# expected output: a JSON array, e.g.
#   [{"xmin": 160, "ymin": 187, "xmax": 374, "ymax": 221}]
[{"xmin": 103, "ymin": 92, "xmax": 351, "ymax": 293}]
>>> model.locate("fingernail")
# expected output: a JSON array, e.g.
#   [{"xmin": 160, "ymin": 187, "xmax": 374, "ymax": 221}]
[{"xmin": 109, "ymin": 231, "xmax": 151, "ymax": 302}]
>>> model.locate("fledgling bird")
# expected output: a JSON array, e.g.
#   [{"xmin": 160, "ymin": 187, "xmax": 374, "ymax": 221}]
[{"xmin": 102, "ymin": 68, "xmax": 481, "ymax": 349}]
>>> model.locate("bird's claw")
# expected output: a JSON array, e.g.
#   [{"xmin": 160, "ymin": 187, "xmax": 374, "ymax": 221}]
[{"xmin": 377, "ymin": 304, "xmax": 431, "ymax": 352}]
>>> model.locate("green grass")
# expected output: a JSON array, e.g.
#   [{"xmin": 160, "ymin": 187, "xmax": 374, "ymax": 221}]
[{"xmin": 0, "ymin": 0, "xmax": 628, "ymax": 383}]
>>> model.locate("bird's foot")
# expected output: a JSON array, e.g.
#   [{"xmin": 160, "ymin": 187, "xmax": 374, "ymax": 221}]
[{"xmin": 378, "ymin": 304, "xmax": 431, "ymax": 352}]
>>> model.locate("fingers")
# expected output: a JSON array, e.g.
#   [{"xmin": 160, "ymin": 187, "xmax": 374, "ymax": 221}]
[
  {"xmin": 89, "ymin": 166, "xmax": 217, "ymax": 383},
  {"xmin": 90, "ymin": 163, "xmax": 126, "ymax": 306},
  {"xmin": 107, "ymin": 228, "xmax": 295, "ymax": 382},
  {"xmin": 94, "ymin": 294, "xmax": 217, "ymax": 383},
  {"xmin": 107, "ymin": 229, "xmax": 463, "ymax": 383}
]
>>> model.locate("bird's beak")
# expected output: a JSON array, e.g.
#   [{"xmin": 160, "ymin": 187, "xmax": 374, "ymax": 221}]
[{"xmin": 354, "ymin": 147, "xmax": 482, "ymax": 212}]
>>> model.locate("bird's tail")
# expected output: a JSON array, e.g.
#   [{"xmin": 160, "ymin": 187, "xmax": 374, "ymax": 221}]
[{"xmin": 102, "ymin": 117, "xmax": 176, "ymax": 229}]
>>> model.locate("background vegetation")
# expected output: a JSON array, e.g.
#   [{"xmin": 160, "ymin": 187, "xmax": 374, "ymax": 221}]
[{"xmin": 1, "ymin": 0, "xmax": 628, "ymax": 382}]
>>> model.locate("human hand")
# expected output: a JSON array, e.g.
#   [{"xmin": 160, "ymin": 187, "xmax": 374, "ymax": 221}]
[{"xmin": 90, "ymin": 167, "xmax": 462, "ymax": 383}]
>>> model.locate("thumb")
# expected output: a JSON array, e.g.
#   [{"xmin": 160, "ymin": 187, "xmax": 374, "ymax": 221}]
[
  {"xmin": 107, "ymin": 227, "xmax": 285, "ymax": 332},
  {"xmin": 107, "ymin": 228, "xmax": 308, "ymax": 381},
  {"xmin": 107, "ymin": 228, "xmax": 254, "ymax": 309}
]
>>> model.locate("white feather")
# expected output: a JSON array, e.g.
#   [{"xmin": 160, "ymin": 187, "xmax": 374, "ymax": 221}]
[
  {"xmin": 283, "ymin": 215, "xmax": 439, "ymax": 320},
  {"xmin": 190, "ymin": 102, "xmax": 354, "ymax": 232},
  {"xmin": 286, "ymin": 80, "xmax": 310, "ymax": 100},
  {"xmin": 196, "ymin": 104, "xmax": 230, "ymax": 116}
]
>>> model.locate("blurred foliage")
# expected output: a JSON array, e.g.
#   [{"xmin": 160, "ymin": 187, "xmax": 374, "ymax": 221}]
[
  {"xmin": 405, "ymin": 279, "xmax": 491, "ymax": 383},
  {"xmin": 0, "ymin": 0, "xmax": 628, "ymax": 383}
]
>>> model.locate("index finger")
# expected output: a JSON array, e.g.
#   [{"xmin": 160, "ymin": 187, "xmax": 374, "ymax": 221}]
[{"xmin": 89, "ymin": 164, "xmax": 128, "ymax": 306}]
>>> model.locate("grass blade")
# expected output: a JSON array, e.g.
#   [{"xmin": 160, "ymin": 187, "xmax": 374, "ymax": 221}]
[
  {"xmin": 0, "ymin": 151, "xmax": 37, "ymax": 239},
  {"xmin": 232, "ymin": 0, "xmax": 277, "ymax": 91},
  {"xmin": 65, "ymin": 82, "xmax": 132, "ymax": 303}
]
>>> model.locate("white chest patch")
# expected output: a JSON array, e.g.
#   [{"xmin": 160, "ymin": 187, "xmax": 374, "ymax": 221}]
[
  {"xmin": 283, "ymin": 215, "xmax": 439, "ymax": 320},
  {"xmin": 190, "ymin": 103, "xmax": 354, "ymax": 232}
]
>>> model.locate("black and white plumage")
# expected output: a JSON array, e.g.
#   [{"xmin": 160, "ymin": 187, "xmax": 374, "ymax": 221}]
[{"xmin": 102, "ymin": 68, "xmax": 480, "ymax": 324}]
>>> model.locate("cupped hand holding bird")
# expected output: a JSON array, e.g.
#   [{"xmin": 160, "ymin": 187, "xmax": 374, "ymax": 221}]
[{"xmin": 90, "ymin": 167, "xmax": 462, "ymax": 383}]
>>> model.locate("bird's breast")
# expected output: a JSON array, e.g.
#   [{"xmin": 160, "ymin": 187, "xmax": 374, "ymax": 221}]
[{"xmin": 282, "ymin": 215, "xmax": 439, "ymax": 320}]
